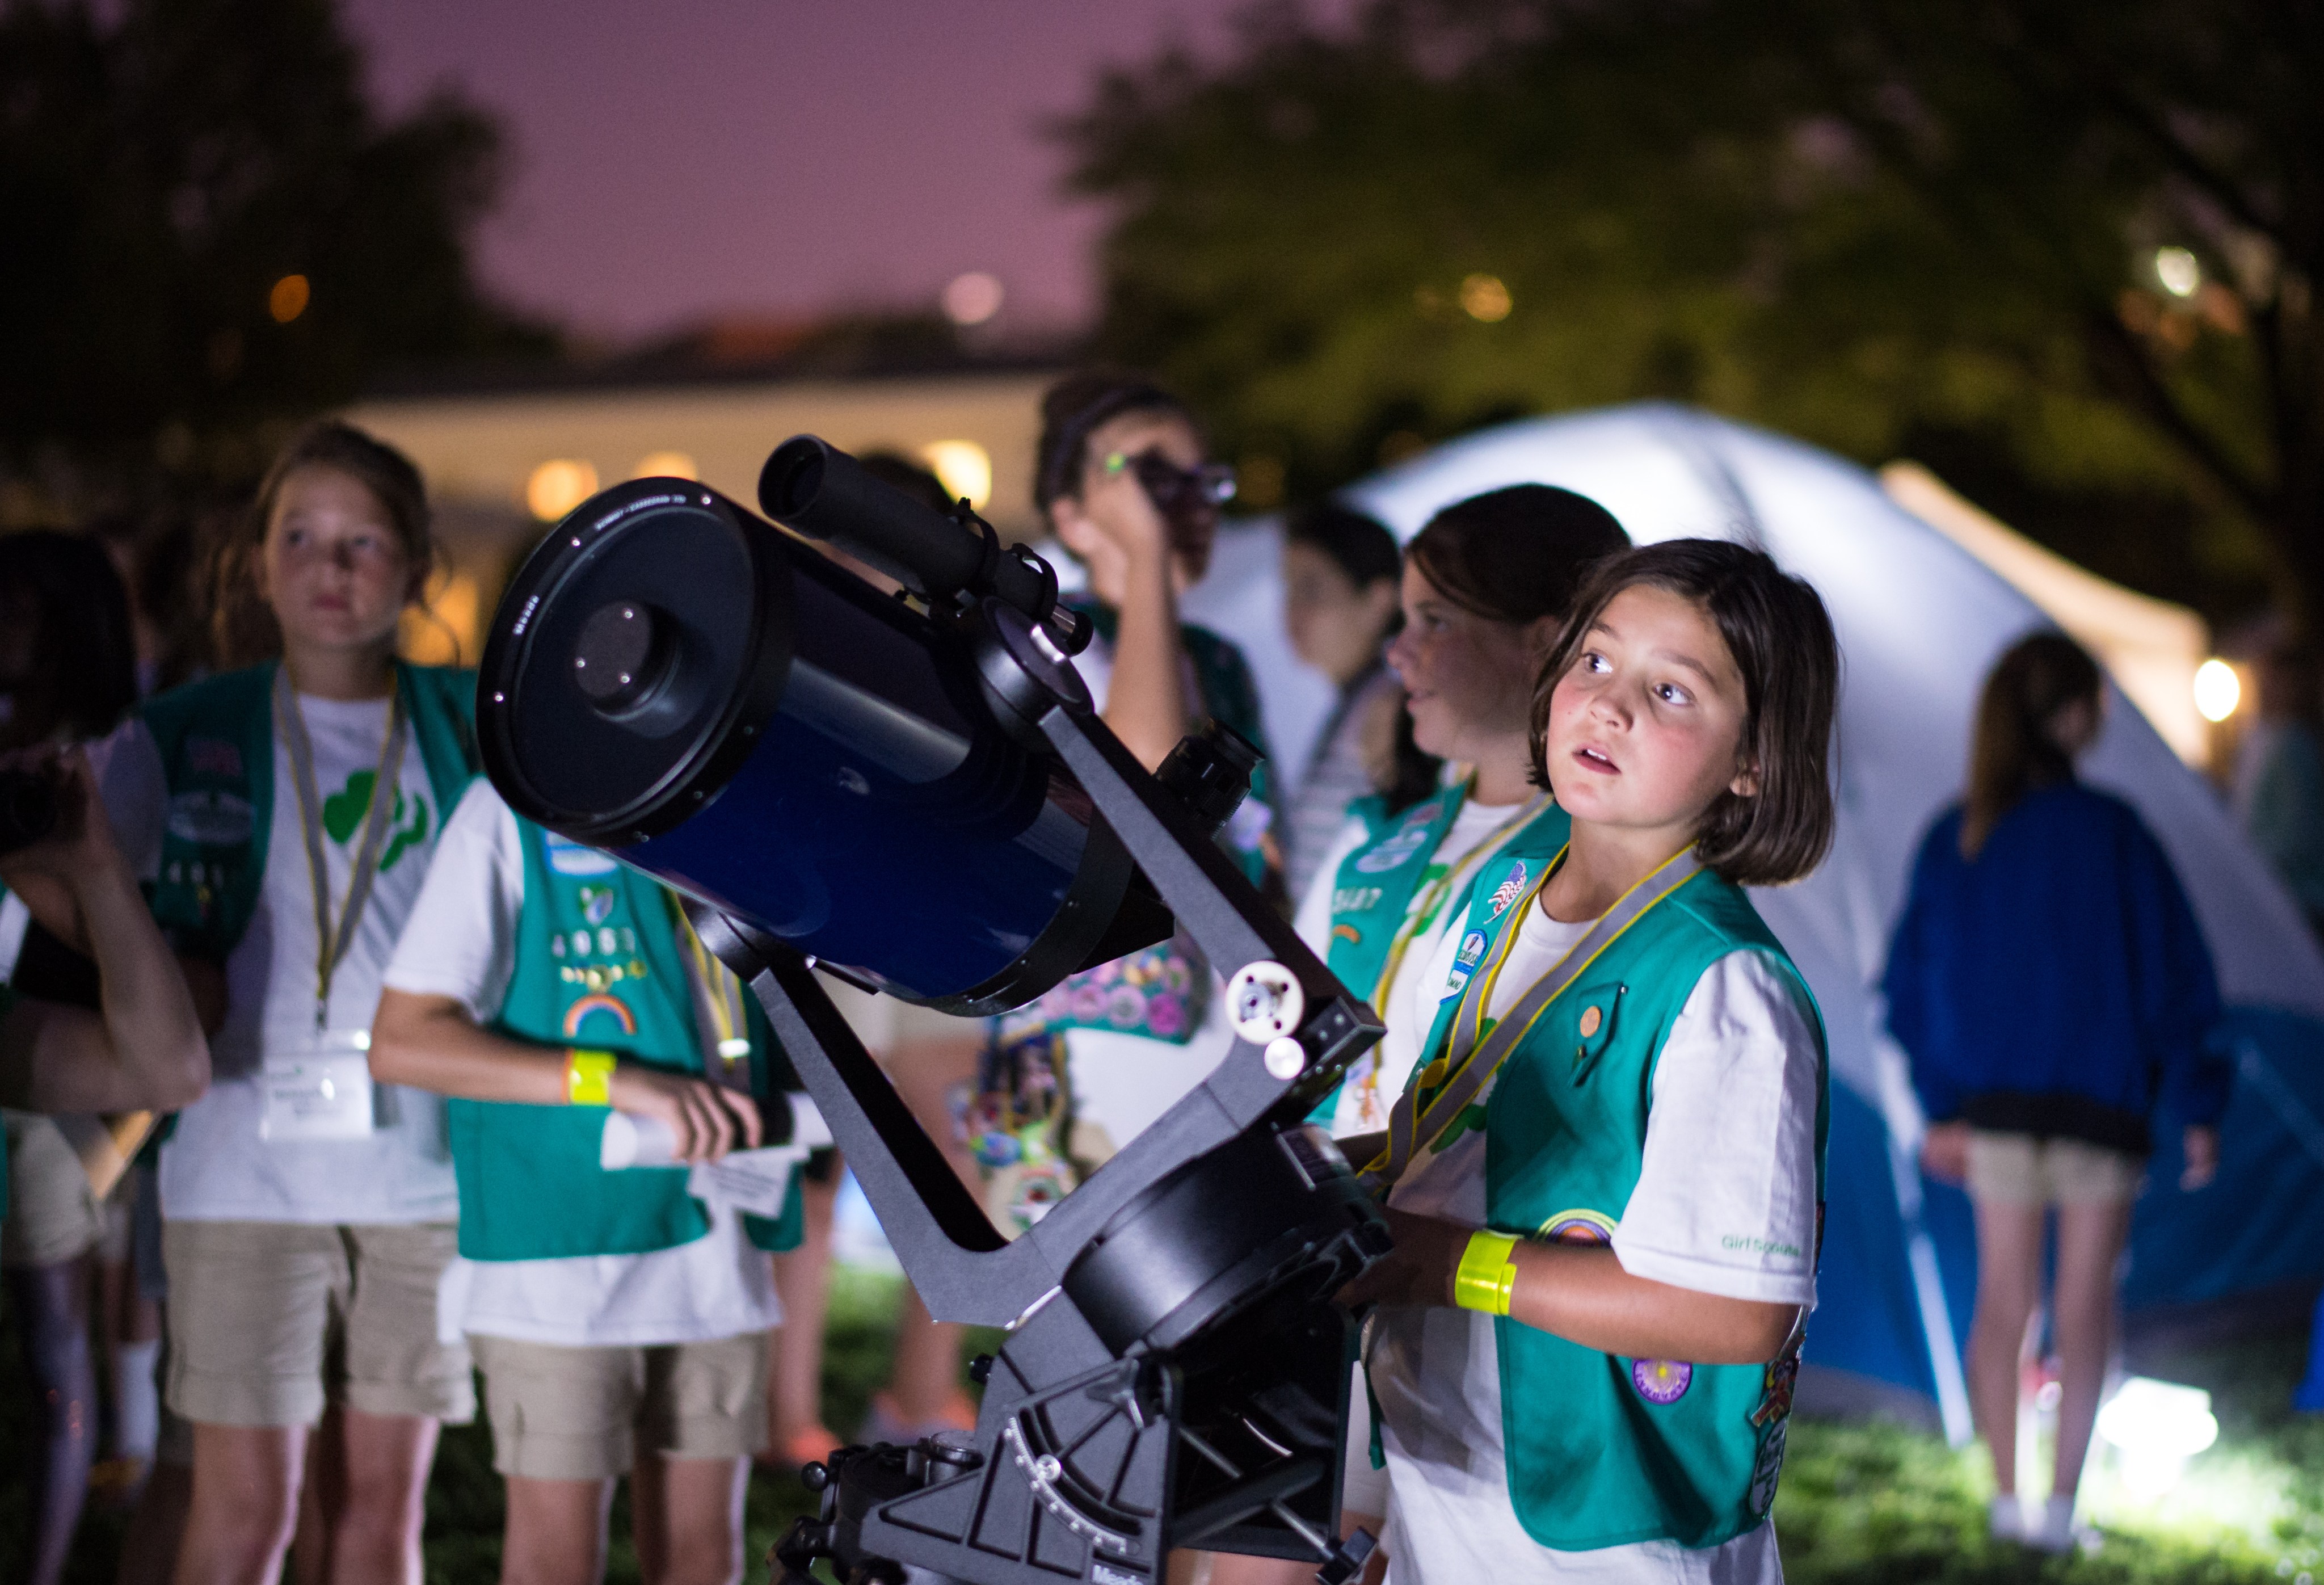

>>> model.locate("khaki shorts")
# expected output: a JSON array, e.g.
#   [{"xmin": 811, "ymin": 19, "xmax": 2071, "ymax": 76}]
[
  {"xmin": 2, "ymin": 1111, "xmax": 108, "ymax": 1268},
  {"xmin": 469, "ymin": 1331, "xmax": 769, "ymax": 1482},
  {"xmin": 162, "ymin": 1220, "xmax": 474, "ymax": 1427},
  {"xmin": 1967, "ymin": 1131, "xmax": 2145, "ymax": 1207}
]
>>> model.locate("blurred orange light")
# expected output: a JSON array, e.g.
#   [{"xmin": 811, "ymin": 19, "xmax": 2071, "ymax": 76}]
[
  {"xmin": 270, "ymin": 275, "xmax": 311, "ymax": 323},
  {"xmin": 631, "ymin": 451, "xmax": 698, "ymax": 480},
  {"xmin": 1460, "ymin": 273, "xmax": 1512, "ymax": 322},
  {"xmin": 526, "ymin": 459, "xmax": 599, "ymax": 521},
  {"xmin": 918, "ymin": 439, "xmax": 992, "ymax": 508}
]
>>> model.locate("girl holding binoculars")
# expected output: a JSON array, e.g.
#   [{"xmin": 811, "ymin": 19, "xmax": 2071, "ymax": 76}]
[{"xmin": 972, "ymin": 373, "xmax": 1275, "ymax": 1232}]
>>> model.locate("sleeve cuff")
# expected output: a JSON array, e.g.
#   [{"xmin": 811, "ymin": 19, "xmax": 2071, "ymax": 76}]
[{"xmin": 1611, "ymin": 1234, "xmax": 1818, "ymax": 1308}]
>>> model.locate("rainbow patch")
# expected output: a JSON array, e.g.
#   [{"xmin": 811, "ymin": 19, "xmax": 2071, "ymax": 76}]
[
  {"xmin": 561, "ymin": 993, "xmax": 637, "ymax": 1040},
  {"xmin": 1539, "ymin": 1208, "xmax": 1616, "ymax": 1245}
]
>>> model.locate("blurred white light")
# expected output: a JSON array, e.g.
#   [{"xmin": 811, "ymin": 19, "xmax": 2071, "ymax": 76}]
[
  {"xmin": 941, "ymin": 271, "xmax": 1005, "ymax": 326},
  {"xmin": 919, "ymin": 440, "xmax": 992, "ymax": 510},
  {"xmin": 631, "ymin": 450, "xmax": 697, "ymax": 481},
  {"xmin": 2154, "ymin": 247, "xmax": 2203, "ymax": 298},
  {"xmin": 2097, "ymin": 1377, "xmax": 2217, "ymax": 1497},
  {"xmin": 2193, "ymin": 658, "xmax": 2241, "ymax": 722},
  {"xmin": 526, "ymin": 459, "xmax": 599, "ymax": 522}
]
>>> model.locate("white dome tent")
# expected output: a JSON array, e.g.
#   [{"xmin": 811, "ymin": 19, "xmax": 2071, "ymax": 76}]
[{"xmin": 1180, "ymin": 401, "xmax": 2324, "ymax": 1432}]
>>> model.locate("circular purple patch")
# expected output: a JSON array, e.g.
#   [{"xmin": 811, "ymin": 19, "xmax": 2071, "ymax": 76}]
[{"xmin": 1632, "ymin": 1359, "xmax": 1693, "ymax": 1404}]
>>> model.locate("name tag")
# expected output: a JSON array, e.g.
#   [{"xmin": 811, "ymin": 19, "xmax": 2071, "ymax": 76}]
[{"xmin": 261, "ymin": 1031, "xmax": 376, "ymax": 1141}]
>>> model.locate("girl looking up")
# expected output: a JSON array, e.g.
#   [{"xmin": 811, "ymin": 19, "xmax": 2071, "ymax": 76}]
[
  {"xmin": 99, "ymin": 421, "xmax": 478, "ymax": 1585},
  {"xmin": 1214, "ymin": 485, "xmax": 1624, "ymax": 1585},
  {"xmin": 1341, "ymin": 539, "xmax": 1839, "ymax": 1582},
  {"xmin": 1293, "ymin": 485, "xmax": 1628, "ymax": 1143}
]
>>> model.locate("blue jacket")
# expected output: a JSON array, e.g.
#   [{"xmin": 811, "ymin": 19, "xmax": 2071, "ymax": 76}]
[{"xmin": 1882, "ymin": 781, "xmax": 2228, "ymax": 1155}]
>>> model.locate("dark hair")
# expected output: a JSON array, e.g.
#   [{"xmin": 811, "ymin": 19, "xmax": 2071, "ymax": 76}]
[
  {"xmin": 857, "ymin": 451, "xmax": 955, "ymax": 516},
  {"xmin": 1531, "ymin": 539, "xmax": 1838, "ymax": 886},
  {"xmin": 1407, "ymin": 485, "xmax": 1629, "ymax": 628},
  {"xmin": 212, "ymin": 421, "xmax": 432, "ymax": 666},
  {"xmin": 0, "ymin": 530, "xmax": 137, "ymax": 747},
  {"xmin": 1033, "ymin": 370, "xmax": 1197, "ymax": 514},
  {"xmin": 1378, "ymin": 699, "xmax": 1442, "ymax": 817},
  {"xmin": 1285, "ymin": 501, "xmax": 1401, "ymax": 591},
  {"xmin": 1961, "ymin": 631, "xmax": 2101, "ymax": 857}
]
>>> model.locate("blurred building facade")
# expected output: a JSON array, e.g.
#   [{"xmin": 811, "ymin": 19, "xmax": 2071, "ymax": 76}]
[{"xmin": 348, "ymin": 325, "xmax": 1061, "ymax": 665}]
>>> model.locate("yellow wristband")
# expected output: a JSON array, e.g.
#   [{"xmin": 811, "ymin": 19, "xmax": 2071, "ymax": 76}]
[
  {"xmin": 1454, "ymin": 1229, "xmax": 1521, "ymax": 1316},
  {"xmin": 565, "ymin": 1049, "xmax": 616, "ymax": 1107}
]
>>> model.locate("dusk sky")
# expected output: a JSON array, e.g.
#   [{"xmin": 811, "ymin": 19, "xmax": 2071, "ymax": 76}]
[{"xmin": 342, "ymin": 0, "xmax": 1341, "ymax": 343}]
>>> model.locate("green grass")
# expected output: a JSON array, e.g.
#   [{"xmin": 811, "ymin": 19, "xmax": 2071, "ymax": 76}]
[
  {"xmin": 6, "ymin": 1269, "xmax": 2321, "ymax": 1583},
  {"xmin": 1774, "ymin": 1328, "xmax": 2324, "ymax": 1585}
]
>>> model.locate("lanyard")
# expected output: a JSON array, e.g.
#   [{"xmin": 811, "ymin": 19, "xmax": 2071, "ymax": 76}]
[
  {"xmin": 1357, "ymin": 843, "xmax": 1701, "ymax": 1193},
  {"xmin": 1342, "ymin": 782, "xmax": 1548, "ymax": 1124},
  {"xmin": 1368, "ymin": 778, "xmax": 1548, "ymax": 1008},
  {"xmin": 676, "ymin": 900, "xmax": 752, "ymax": 1081},
  {"xmin": 274, "ymin": 667, "xmax": 410, "ymax": 1034}
]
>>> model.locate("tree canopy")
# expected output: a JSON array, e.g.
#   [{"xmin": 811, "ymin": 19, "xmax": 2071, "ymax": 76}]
[
  {"xmin": 0, "ymin": 0, "xmax": 553, "ymax": 514},
  {"xmin": 1064, "ymin": 0, "xmax": 2316, "ymax": 623}
]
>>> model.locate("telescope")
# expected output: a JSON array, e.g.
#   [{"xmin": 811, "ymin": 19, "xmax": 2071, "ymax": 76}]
[{"xmin": 478, "ymin": 439, "xmax": 1390, "ymax": 1585}]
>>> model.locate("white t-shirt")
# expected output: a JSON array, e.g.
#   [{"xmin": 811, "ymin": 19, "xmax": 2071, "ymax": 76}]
[
  {"xmin": 1372, "ymin": 900, "xmax": 1822, "ymax": 1583},
  {"xmin": 102, "ymin": 699, "xmax": 460, "ymax": 1225},
  {"xmin": 384, "ymin": 779, "xmax": 781, "ymax": 1347},
  {"xmin": 1291, "ymin": 796, "xmax": 1540, "ymax": 1138}
]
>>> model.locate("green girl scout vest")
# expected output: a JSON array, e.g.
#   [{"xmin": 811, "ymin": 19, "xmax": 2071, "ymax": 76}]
[
  {"xmin": 1311, "ymin": 787, "xmax": 1571, "ymax": 1124},
  {"xmin": 138, "ymin": 662, "xmax": 479, "ymax": 964},
  {"xmin": 1405, "ymin": 853, "xmax": 1829, "ymax": 1552},
  {"xmin": 447, "ymin": 817, "xmax": 801, "ymax": 1261}
]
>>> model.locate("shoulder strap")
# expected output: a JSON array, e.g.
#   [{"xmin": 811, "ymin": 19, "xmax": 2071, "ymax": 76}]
[{"xmin": 1359, "ymin": 846, "xmax": 1702, "ymax": 1191}]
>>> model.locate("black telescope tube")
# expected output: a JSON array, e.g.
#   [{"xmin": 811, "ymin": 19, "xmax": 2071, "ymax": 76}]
[{"xmin": 759, "ymin": 435, "xmax": 1062, "ymax": 633}]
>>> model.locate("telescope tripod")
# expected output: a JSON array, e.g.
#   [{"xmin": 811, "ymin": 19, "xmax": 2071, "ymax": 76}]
[{"xmin": 694, "ymin": 600, "xmax": 1389, "ymax": 1585}]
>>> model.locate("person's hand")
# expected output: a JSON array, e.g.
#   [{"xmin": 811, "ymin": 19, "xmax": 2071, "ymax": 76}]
[
  {"xmin": 1336, "ymin": 1207, "xmax": 1470, "ymax": 1311},
  {"xmin": 1079, "ymin": 447, "xmax": 1178, "ymax": 570},
  {"xmin": 1919, "ymin": 1120, "xmax": 1971, "ymax": 1185},
  {"xmin": 0, "ymin": 747, "xmax": 123, "ymax": 949},
  {"xmin": 2180, "ymin": 1124, "xmax": 2219, "ymax": 1190},
  {"xmin": 607, "ymin": 1066, "xmax": 764, "ymax": 1163}
]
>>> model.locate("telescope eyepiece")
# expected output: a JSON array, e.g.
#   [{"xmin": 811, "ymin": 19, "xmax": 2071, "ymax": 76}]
[{"xmin": 760, "ymin": 435, "xmax": 1089, "ymax": 655}]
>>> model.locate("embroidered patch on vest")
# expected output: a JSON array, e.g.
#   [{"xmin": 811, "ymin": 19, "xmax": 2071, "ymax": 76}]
[
  {"xmin": 165, "ymin": 790, "xmax": 253, "ymax": 846},
  {"xmin": 1484, "ymin": 860, "xmax": 1529, "ymax": 918},
  {"xmin": 1331, "ymin": 923, "xmax": 1361, "ymax": 945},
  {"xmin": 579, "ymin": 885, "xmax": 616, "ymax": 925},
  {"xmin": 1577, "ymin": 1004, "xmax": 1602, "ymax": 1038},
  {"xmin": 545, "ymin": 833, "xmax": 618, "ymax": 877},
  {"xmin": 1749, "ymin": 1418, "xmax": 1789, "ymax": 1516},
  {"xmin": 1631, "ymin": 1359, "xmax": 1693, "ymax": 1403},
  {"xmin": 561, "ymin": 992, "xmax": 638, "ymax": 1039},
  {"xmin": 187, "ymin": 737, "xmax": 243, "ymax": 779},
  {"xmin": 1353, "ymin": 819, "xmax": 1434, "ymax": 873},
  {"xmin": 1539, "ymin": 1208, "xmax": 1616, "ymax": 1245}
]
